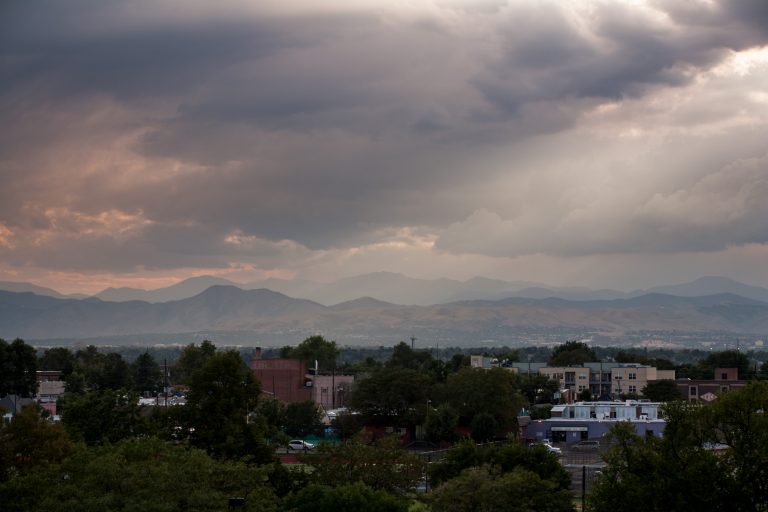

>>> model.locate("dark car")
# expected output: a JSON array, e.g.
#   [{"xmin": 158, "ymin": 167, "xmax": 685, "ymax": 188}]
[{"xmin": 572, "ymin": 440, "xmax": 600, "ymax": 451}]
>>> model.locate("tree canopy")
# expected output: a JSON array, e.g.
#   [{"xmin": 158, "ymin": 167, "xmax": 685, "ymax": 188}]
[
  {"xmin": 0, "ymin": 338, "xmax": 38, "ymax": 397},
  {"xmin": 548, "ymin": 340, "xmax": 597, "ymax": 366},
  {"xmin": 281, "ymin": 335, "xmax": 340, "ymax": 371},
  {"xmin": 0, "ymin": 437, "xmax": 279, "ymax": 512},
  {"xmin": 442, "ymin": 367, "xmax": 523, "ymax": 433},
  {"xmin": 185, "ymin": 350, "xmax": 270, "ymax": 460},
  {"xmin": 641, "ymin": 379, "xmax": 682, "ymax": 402},
  {"xmin": 590, "ymin": 381, "xmax": 768, "ymax": 512}
]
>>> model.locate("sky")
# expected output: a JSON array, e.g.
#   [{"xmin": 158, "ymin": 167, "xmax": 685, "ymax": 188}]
[{"xmin": 1, "ymin": 0, "xmax": 768, "ymax": 295}]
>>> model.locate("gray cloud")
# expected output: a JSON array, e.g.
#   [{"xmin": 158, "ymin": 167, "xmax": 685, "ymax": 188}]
[{"xmin": 1, "ymin": 0, "xmax": 768, "ymax": 285}]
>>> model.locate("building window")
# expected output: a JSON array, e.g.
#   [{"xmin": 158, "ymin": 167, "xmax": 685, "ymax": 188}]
[
  {"xmin": 628, "ymin": 385, "xmax": 637, "ymax": 394},
  {"xmin": 628, "ymin": 373, "xmax": 637, "ymax": 380},
  {"xmin": 579, "ymin": 374, "xmax": 587, "ymax": 380},
  {"xmin": 690, "ymin": 386, "xmax": 697, "ymax": 397},
  {"xmin": 721, "ymin": 373, "xmax": 728, "ymax": 380},
  {"xmin": 578, "ymin": 385, "xmax": 586, "ymax": 391}
]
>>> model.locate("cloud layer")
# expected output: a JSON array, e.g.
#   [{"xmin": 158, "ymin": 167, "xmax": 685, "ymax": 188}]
[{"xmin": 1, "ymin": 0, "xmax": 768, "ymax": 293}]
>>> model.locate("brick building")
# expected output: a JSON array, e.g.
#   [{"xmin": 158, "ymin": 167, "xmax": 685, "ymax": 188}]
[
  {"xmin": 676, "ymin": 367, "xmax": 748, "ymax": 402},
  {"xmin": 250, "ymin": 357, "xmax": 312, "ymax": 403}
]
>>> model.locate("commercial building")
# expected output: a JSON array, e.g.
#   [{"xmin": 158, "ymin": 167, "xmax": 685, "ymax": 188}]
[
  {"xmin": 471, "ymin": 356, "xmax": 674, "ymax": 401},
  {"xmin": 676, "ymin": 367, "xmax": 748, "ymax": 402},
  {"xmin": 249, "ymin": 349, "xmax": 354, "ymax": 408},
  {"xmin": 524, "ymin": 400, "xmax": 665, "ymax": 443}
]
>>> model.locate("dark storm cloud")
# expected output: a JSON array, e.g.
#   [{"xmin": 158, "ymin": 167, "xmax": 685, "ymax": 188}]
[
  {"xmin": 472, "ymin": 1, "xmax": 767, "ymax": 115},
  {"xmin": 1, "ymin": 0, "xmax": 768, "ymax": 278},
  {"xmin": 0, "ymin": 2, "xmax": 363, "ymax": 102}
]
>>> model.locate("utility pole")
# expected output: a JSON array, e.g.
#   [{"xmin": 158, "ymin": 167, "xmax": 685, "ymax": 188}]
[{"xmin": 410, "ymin": 336, "xmax": 416, "ymax": 350}]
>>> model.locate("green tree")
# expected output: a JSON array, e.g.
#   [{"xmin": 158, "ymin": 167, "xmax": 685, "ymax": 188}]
[
  {"xmin": 470, "ymin": 412, "xmax": 497, "ymax": 442},
  {"xmin": 448, "ymin": 353, "xmax": 470, "ymax": 373},
  {"xmin": 428, "ymin": 438, "xmax": 570, "ymax": 490},
  {"xmin": 131, "ymin": 351, "xmax": 162, "ymax": 395},
  {"xmin": 38, "ymin": 347, "xmax": 75, "ymax": 375},
  {"xmin": 443, "ymin": 367, "xmax": 523, "ymax": 434},
  {"xmin": 284, "ymin": 400, "xmax": 324, "ymax": 438},
  {"xmin": 700, "ymin": 380, "xmax": 768, "ymax": 510},
  {"xmin": 0, "ymin": 339, "xmax": 38, "ymax": 397},
  {"xmin": 302, "ymin": 435, "xmax": 423, "ymax": 494},
  {"xmin": 590, "ymin": 382, "xmax": 768, "ymax": 512},
  {"xmin": 330, "ymin": 411, "xmax": 364, "ymax": 441},
  {"xmin": 518, "ymin": 372, "xmax": 559, "ymax": 405},
  {"xmin": 59, "ymin": 389, "xmax": 146, "ymax": 445},
  {"xmin": 283, "ymin": 335, "xmax": 340, "ymax": 371},
  {"xmin": 348, "ymin": 367, "xmax": 431, "ymax": 427},
  {"xmin": 0, "ymin": 437, "xmax": 279, "ymax": 512},
  {"xmin": 641, "ymin": 379, "xmax": 682, "ymax": 402},
  {"xmin": 429, "ymin": 466, "xmax": 573, "ymax": 512},
  {"xmin": 284, "ymin": 482, "xmax": 407, "ymax": 512},
  {"xmin": 700, "ymin": 350, "xmax": 751, "ymax": 379},
  {"xmin": 185, "ymin": 350, "xmax": 271, "ymax": 461},
  {"xmin": 173, "ymin": 339, "xmax": 216, "ymax": 385},
  {"xmin": 258, "ymin": 398, "xmax": 287, "ymax": 439},
  {"xmin": 98, "ymin": 352, "xmax": 131, "ymax": 390},
  {"xmin": 425, "ymin": 403, "xmax": 459, "ymax": 444},
  {"xmin": 0, "ymin": 405, "xmax": 74, "ymax": 481},
  {"xmin": 387, "ymin": 341, "xmax": 432, "ymax": 371},
  {"xmin": 548, "ymin": 340, "xmax": 597, "ymax": 366}
]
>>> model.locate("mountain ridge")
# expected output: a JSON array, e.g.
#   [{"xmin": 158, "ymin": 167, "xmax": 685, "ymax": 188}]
[{"xmin": 3, "ymin": 287, "xmax": 768, "ymax": 345}]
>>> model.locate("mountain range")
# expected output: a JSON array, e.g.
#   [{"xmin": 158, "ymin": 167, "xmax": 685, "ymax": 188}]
[
  {"xmin": 2, "ymin": 282, "xmax": 768, "ymax": 346},
  {"xmin": 4, "ymin": 274, "xmax": 768, "ymax": 306}
]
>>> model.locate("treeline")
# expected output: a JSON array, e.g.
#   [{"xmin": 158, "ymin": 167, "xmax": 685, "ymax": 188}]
[
  {"xmin": 1, "ymin": 336, "xmax": 575, "ymax": 511},
  {"xmin": 3, "ymin": 335, "xmax": 768, "ymax": 511}
]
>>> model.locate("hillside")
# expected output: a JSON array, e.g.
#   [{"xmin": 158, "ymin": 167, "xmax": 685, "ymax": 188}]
[{"xmin": 2, "ymin": 287, "xmax": 768, "ymax": 345}]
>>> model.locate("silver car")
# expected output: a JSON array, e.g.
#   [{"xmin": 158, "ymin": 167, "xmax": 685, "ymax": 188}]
[{"xmin": 287, "ymin": 440, "xmax": 315, "ymax": 451}]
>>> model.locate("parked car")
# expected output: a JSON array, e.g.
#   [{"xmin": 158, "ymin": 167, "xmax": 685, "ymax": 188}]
[
  {"xmin": 287, "ymin": 440, "xmax": 315, "ymax": 451},
  {"xmin": 572, "ymin": 440, "xmax": 600, "ymax": 451},
  {"xmin": 539, "ymin": 441, "xmax": 562, "ymax": 455}
]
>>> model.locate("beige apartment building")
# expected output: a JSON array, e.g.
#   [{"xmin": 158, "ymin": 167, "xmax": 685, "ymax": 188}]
[{"xmin": 472, "ymin": 357, "xmax": 675, "ymax": 400}]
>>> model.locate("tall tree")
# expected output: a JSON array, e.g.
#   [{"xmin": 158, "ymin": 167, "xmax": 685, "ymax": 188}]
[
  {"xmin": 284, "ymin": 400, "xmax": 324, "ymax": 438},
  {"xmin": 38, "ymin": 347, "xmax": 75, "ymax": 375},
  {"xmin": 302, "ymin": 435, "xmax": 423, "ymax": 494},
  {"xmin": 443, "ymin": 367, "xmax": 523, "ymax": 433},
  {"xmin": 0, "ymin": 405, "xmax": 74, "ymax": 481},
  {"xmin": 0, "ymin": 437, "xmax": 279, "ymax": 512},
  {"xmin": 59, "ymin": 389, "xmax": 146, "ymax": 445},
  {"xmin": 185, "ymin": 350, "xmax": 270, "ymax": 461},
  {"xmin": 387, "ymin": 341, "xmax": 432, "ymax": 371},
  {"xmin": 590, "ymin": 382, "xmax": 768, "ymax": 512},
  {"xmin": 548, "ymin": 340, "xmax": 597, "ymax": 366},
  {"xmin": 173, "ymin": 339, "xmax": 216, "ymax": 385},
  {"xmin": 0, "ymin": 339, "xmax": 38, "ymax": 397},
  {"xmin": 518, "ymin": 372, "xmax": 560, "ymax": 405},
  {"xmin": 131, "ymin": 351, "xmax": 162, "ymax": 394},
  {"xmin": 641, "ymin": 380, "xmax": 682, "ymax": 402},
  {"xmin": 348, "ymin": 367, "xmax": 431, "ymax": 427},
  {"xmin": 98, "ymin": 352, "xmax": 131, "ymax": 390},
  {"xmin": 428, "ymin": 438, "xmax": 570, "ymax": 490},
  {"xmin": 284, "ymin": 482, "xmax": 408, "ymax": 512},
  {"xmin": 428, "ymin": 466, "xmax": 573, "ymax": 512},
  {"xmin": 425, "ymin": 404, "xmax": 459, "ymax": 444},
  {"xmin": 283, "ymin": 335, "xmax": 340, "ymax": 371},
  {"xmin": 700, "ymin": 350, "xmax": 752, "ymax": 379}
]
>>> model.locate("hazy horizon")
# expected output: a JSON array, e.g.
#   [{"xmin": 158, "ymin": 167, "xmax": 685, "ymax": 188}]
[{"xmin": 3, "ymin": 1, "xmax": 768, "ymax": 295}]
